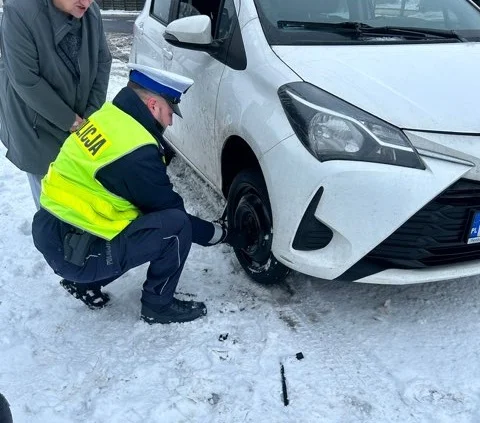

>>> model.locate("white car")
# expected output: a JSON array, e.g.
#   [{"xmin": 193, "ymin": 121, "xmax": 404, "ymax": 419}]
[{"xmin": 130, "ymin": 0, "xmax": 480, "ymax": 285}]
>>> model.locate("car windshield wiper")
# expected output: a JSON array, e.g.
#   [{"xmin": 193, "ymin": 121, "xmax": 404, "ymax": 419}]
[
  {"xmin": 277, "ymin": 20, "xmax": 372, "ymax": 31},
  {"xmin": 358, "ymin": 25, "xmax": 465, "ymax": 41},
  {"xmin": 277, "ymin": 20, "xmax": 464, "ymax": 41}
]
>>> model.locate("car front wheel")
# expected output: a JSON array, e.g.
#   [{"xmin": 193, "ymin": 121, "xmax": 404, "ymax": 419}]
[{"xmin": 227, "ymin": 169, "xmax": 290, "ymax": 284}]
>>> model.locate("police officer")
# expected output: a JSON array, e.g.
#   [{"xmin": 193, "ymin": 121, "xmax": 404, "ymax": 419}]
[{"xmin": 32, "ymin": 64, "xmax": 246, "ymax": 324}]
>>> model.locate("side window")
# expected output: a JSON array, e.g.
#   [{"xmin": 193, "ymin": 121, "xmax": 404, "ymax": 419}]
[
  {"xmin": 151, "ymin": 0, "xmax": 173, "ymax": 23},
  {"xmin": 216, "ymin": 0, "xmax": 236, "ymax": 40},
  {"xmin": 174, "ymin": 0, "xmax": 226, "ymax": 38},
  {"xmin": 178, "ymin": 0, "xmax": 201, "ymax": 19}
]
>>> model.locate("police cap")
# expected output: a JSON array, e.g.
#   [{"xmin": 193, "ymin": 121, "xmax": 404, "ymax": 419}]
[{"xmin": 127, "ymin": 63, "xmax": 194, "ymax": 117}]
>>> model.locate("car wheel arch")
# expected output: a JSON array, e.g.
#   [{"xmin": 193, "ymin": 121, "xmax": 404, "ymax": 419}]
[{"xmin": 221, "ymin": 135, "xmax": 260, "ymax": 197}]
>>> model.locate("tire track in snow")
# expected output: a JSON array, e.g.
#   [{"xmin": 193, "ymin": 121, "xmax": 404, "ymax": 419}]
[{"xmin": 245, "ymin": 281, "xmax": 422, "ymax": 422}]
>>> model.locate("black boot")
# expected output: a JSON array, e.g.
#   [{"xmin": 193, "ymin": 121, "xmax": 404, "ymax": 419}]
[
  {"xmin": 141, "ymin": 298, "xmax": 207, "ymax": 324},
  {"xmin": 60, "ymin": 279, "xmax": 110, "ymax": 310}
]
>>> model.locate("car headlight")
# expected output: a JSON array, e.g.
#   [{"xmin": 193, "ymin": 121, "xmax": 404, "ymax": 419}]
[{"xmin": 278, "ymin": 82, "xmax": 425, "ymax": 170}]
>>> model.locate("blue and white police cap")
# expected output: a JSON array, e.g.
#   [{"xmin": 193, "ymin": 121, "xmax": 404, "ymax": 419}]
[{"xmin": 127, "ymin": 63, "xmax": 194, "ymax": 117}]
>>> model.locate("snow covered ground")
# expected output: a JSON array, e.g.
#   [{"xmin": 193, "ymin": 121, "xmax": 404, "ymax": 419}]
[{"xmin": 2, "ymin": 49, "xmax": 480, "ymax": 423}]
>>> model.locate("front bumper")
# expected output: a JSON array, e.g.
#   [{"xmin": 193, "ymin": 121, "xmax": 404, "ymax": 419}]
[
  {"xmin": 355, "ymin": 259, "xmax": 480, "ymax": 285},
  {"xmin": 261, "ymin": 132, "xmax": 479, "ymax": 284}
]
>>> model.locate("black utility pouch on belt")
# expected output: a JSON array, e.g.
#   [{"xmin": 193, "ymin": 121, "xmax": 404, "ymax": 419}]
[{"xmin": 63, "ymin": 229, "xmax": 96, "ymax": 267}]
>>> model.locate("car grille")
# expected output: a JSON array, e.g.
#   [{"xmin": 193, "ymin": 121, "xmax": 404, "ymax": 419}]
[{"xmin": 366, "ymin": 179, "xmax": 480, "ymax": 268}]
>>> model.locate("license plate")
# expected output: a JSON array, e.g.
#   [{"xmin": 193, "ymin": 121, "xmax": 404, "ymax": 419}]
[{"xmin": 467, "ymin": 211, "xmax": 480, "ymax": 244}]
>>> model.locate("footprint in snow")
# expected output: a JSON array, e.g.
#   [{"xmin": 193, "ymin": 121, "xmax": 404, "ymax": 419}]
[
  {"xmin": 19, "ymin": 219, "xmax": 31, "ymax": 236},
  {"xmin": 403, "ymin": 379, "xmax": 475, "ymax": 415}
]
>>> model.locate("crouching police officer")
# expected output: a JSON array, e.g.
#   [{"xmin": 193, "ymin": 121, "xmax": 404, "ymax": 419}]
[{"xmin": 32, "ymin": 64, "xmax": 246, "ymax": 324}]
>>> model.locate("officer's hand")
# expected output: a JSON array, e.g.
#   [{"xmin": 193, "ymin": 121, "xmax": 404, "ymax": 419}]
[{"xmin": 220, "ymin": 224, "xmax": 250, "ymax": 249}]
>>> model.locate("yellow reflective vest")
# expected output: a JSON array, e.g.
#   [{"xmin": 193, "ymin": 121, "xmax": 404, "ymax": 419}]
[{"xmin": 40, "ymin": 102, "xmax": 158, "ymax": 240}]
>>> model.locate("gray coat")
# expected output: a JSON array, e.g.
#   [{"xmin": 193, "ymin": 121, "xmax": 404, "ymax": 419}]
[{"xmin": 0, "ymin": 0, "xmax": 112, "ymax": 175}]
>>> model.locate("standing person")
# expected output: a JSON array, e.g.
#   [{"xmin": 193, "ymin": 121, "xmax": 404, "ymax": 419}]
[
  {"xmin": 0, "ymin": 0, "xmax": 112, "ymax": 209},
  {"xmin": 32, "ymin": 64, "xmax": 247, "ymax": 324}
]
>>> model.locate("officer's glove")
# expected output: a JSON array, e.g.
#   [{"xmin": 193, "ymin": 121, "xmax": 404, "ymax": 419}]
[
  {"xmin": 211, "ymin": 221, "xmax": 249, "ymax": 249},
  {"xmin": 220, "ymin": 224, "xmax": 250, "ymax": 249}
]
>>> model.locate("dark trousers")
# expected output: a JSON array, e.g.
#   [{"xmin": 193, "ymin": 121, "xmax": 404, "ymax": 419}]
[{"xmin": 45, "ymin": 209, "xmax": 192, "ymax": 307}]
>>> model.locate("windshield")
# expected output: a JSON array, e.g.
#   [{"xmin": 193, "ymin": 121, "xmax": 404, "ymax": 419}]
[{"xmin": 254, "ymin": 0, "xmax": 480, "ymax": 44}]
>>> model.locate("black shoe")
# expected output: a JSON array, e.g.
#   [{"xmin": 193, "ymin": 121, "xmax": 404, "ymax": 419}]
[
  {"xmin": 174, "ymin": 297, "xmax": 207, "ymax": 310},
  {"xmin": 60, "ymin": 279, "xmax": 110, "ymax": 310},
  {"xmin": 141, "ymin": 298, "xmax": 207, "ymax": 324}
]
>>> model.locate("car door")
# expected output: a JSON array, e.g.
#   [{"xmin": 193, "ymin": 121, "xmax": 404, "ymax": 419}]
[
  {"xmin": 132, "ymin": 0, "xmax": 175, "ymax": 69},
  {"xmin": 162, "ymin": 0, "xmax": 239, "ymax": 187}
]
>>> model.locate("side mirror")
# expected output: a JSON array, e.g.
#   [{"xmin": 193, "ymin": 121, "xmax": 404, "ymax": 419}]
[{"xmin": 164, "ymin": 15, "xmax": 217, "ymax": 52}]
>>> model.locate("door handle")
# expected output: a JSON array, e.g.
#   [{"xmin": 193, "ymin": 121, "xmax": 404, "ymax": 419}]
[{"xmin": 162, "ymin": 48, "xmax": 173, "ymax": 60}]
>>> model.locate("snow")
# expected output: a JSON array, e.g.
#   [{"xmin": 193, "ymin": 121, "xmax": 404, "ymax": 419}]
[{"xmin": 2, "ymin": 62, "xmax": 480, "ymax": 423}]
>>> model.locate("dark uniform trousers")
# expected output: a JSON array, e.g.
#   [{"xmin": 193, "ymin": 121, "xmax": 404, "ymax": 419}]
[{"xmin": 43, "ymin": 209, "xmax": 192, "ymax": 307}]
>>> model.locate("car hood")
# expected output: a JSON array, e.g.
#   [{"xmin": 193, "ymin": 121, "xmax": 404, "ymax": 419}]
[{"xmin": 272, "ymin": 43, "xmax": 480, "ymax": 133}]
